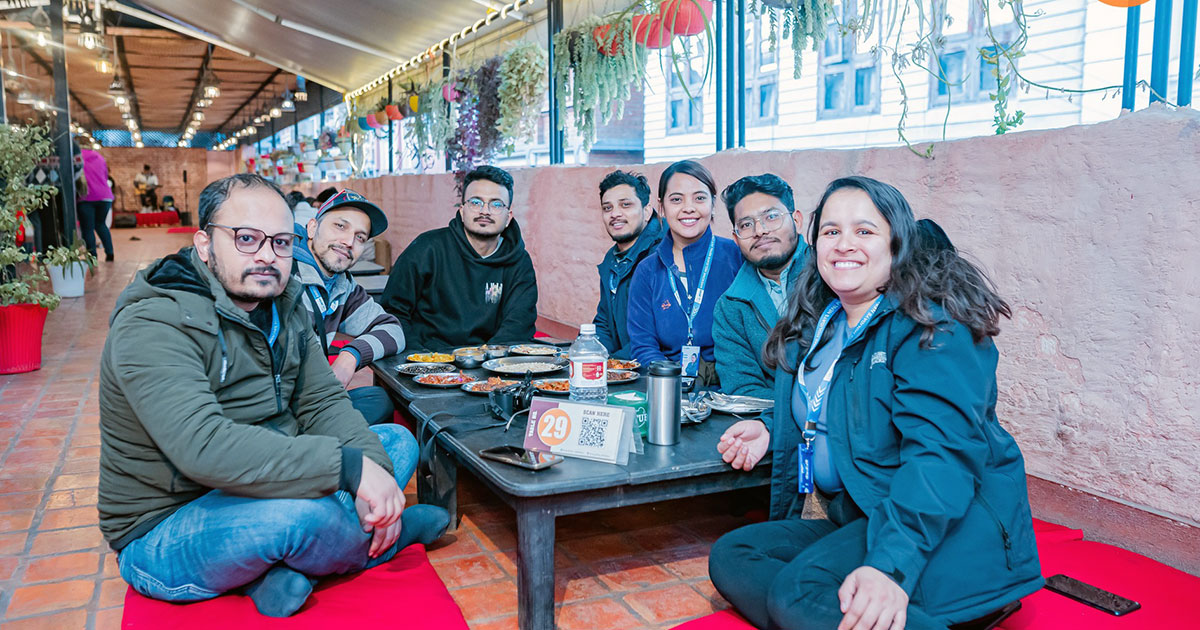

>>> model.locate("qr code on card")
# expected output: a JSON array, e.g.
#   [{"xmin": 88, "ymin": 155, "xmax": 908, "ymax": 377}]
[{"xmin": 579, "ymin": 414, "xmax": 609, "ymax": 447}]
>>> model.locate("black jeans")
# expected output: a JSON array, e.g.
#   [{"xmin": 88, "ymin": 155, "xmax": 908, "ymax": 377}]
[
  {"xmin": 77, "ymin": 200, "xmax": 114, "ymax": 257},
  {"xmin": 347, "ymin": 386, "xmax": 394, "ymax": 426},
  {"xmin": 709, "ymin": 494, "xmax": 948, "ymax": 630}
]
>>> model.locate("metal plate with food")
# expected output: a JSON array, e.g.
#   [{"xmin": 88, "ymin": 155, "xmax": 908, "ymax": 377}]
[
  {"xmin": 395, "ymin": 362, "xmax": 455, "ymax": 376},
  {"xmin": 406, "ymin": 352, "xmax": 454, "ymax": 363},
  {"xmin": 482, "ymin": 355, "xmax": 568, "ymax": 375},
  {"xmin": 607, "ymin": 358, "xmax": 641, "ymax": 371},
  {"xmin": 413, "ymin": 372, "xmax": 477, "ymax": 388},
  {"xmin": 705, "ymin": 392, "xmax": 774, "ymax": 415},
  {"xmin": 530, "ymin": 378, "xmax": 570, "ymax": 395},
  {"xmin": 461, "ymin": 377, "xmax": 519, "ymax": 395},
  {"xmin": 607, "ymin": 369, "xmax": 639, "ymax": 384},
  {"xmin": 681, "ymin": 398, "xmax": 713, "ymax": 425},
  {"xmin": 509, "ymin": 344, "xmax": 561, "ymax": 356}
]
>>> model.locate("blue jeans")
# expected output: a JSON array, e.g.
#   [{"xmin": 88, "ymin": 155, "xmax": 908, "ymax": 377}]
[{"xmin": 118, "ymin": 424, "xmax": 419, "ymax": 602}]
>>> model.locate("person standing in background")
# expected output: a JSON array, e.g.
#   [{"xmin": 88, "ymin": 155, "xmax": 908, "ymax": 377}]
[{"xmin": 79, "ymin": 148, "xmax": 116, "ymax": 261}]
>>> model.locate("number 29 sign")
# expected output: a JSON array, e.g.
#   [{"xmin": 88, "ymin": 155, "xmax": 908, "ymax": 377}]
[{"xmin": 523, "ymin": 396, "xmax": 634, "ymax": 465}]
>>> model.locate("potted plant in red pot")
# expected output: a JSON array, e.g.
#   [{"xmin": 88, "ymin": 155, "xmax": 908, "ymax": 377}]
[{"xmin": 0, "ymin": 124, "xmax": 61, "ymax": 374}]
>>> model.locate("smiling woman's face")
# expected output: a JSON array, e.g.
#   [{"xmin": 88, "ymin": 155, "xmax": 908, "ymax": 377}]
[
  {"xmin": 661, "ymin": 173, "xmax": 713, "ymax": 246},
  {"xmin": 815, "ymin": 188, "xmax": 893, "ymax": 308}
]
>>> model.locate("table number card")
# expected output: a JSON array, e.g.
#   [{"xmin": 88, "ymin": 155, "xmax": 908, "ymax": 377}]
[{"xmin": 523, "ymin": 396, "xmax": 633, "ymax": 465}]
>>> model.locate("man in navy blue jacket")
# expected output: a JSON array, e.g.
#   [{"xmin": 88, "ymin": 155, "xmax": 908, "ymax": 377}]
[{"xmin": 592, "ymin": 171, "xmax": 664, "ymax": 359}]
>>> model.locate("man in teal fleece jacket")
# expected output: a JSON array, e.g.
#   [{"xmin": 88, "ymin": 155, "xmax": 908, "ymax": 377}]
[{"xmin": 713, "ymin": 174, "xmax": 808, "ymax": 398}]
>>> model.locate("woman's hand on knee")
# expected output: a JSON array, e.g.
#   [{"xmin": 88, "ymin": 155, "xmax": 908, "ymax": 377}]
[
  {"xmin": 837, "ymin": 566, "xmax": 908, "ymax": 630},
  {"xmin": 717, "ymin": 420, "xmax": 770, "ymax": 471}
]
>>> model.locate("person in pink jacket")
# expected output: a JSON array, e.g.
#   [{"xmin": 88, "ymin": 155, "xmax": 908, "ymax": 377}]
[{"xmin": 79, "ymin": 148, "xmax": 115, "ymax": 261}]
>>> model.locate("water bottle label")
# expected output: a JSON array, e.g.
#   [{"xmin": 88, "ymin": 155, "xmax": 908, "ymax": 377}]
[{"xmin": 570, "ymin": 360, "xmax": 606, "ymax": 387}]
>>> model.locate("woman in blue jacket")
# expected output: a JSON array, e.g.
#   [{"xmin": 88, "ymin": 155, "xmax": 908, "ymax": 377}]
[
  {"xmin": 708, "ymin": 177, "xmax": 1042, "ymax": 630},
  {"xmin": 626, "ymin": 160, "xmax": 742, "ymax": 386}
]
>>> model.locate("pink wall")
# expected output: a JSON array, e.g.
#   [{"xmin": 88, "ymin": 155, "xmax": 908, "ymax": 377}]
[{"xmin": 310, "ymin": 107, "xmax": 1200, "ymax": 534}]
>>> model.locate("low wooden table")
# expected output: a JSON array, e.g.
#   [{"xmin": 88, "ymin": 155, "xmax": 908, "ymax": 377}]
[{"xmin": 398, "ymin": 380, "xmax": 772, "ymax": 630}]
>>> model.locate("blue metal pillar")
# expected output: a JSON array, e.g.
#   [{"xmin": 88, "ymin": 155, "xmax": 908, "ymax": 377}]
[
  {"xmin": 715, "ymin": 0, "xmax": 724, "ymax": 152},
  {"xmin": 1179, "ymin": 0, "xmax": 1197, "ymax": 106},
  {"xmin": 547, "ymin": 0, "xmax": 565, "ymax": 164},
  {"xmin": 724, "ymin": 0, "xmax": 735, "ymax": 149},
  {"xmin": 1123, "ymin": 5, "xmax": 1142, "ymax": 110},
  {"xmin": 736, "ymin": 0, "xmax": 746, "ymax": 147},
  {"xmin": 1150, "ymin": 0, "xmax": 1173, "ymax": 104}
]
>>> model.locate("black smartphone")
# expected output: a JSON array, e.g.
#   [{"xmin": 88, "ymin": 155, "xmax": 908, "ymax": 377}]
[
  {"xmin": 1044, "ymin": 574, "xmax": 1141, "ymax": 616},
  {"xmin": 479, "ymin": 446, "xmax": 564, "ymax": 471}
]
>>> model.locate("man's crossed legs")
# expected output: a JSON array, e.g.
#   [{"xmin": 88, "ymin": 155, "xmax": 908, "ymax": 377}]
[{"xmin": 116, "ymin": 425, "xmax": 448, "ymax": 616}]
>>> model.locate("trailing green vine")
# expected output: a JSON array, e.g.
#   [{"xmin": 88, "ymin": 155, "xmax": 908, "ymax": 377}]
[
  {"xmin": 554, "ymin": 14, "xmax": 649, "ymax": 149},
  {"xmin": 497, "ymin": 41, "xmax": 548, "ymax": 150}
]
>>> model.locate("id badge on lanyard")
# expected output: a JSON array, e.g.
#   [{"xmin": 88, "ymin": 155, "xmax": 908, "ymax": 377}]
[
  {"xmin": 668, "ymin": 236, "xmax": 714, "ymax": 377},
  {"xmin": 795, "ymin": 296, "xmax": 885, "ymax": 495}
]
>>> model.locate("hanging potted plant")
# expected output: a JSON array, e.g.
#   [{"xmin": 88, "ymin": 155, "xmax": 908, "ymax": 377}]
[
  {"xmin": 497, "ymin": 41, "xmax": 548, "ymax": 149},
  {"xmin": 42, "ymin": 241, "xmax": 96, "ymax": 298},
  {"xmin": 633, "ymin": 13, "xmax": 673, "ymax": 49},
  {"xmin": 0, "ymin": 124, "xmax": 60, "ymax": 374},
  {"xmin": 661, "ymin": 0, "xmax": 714, "ymax": 37},
  {"xmin": 553, "ymin": 14, "xmax": 648, "ymax": 148}
]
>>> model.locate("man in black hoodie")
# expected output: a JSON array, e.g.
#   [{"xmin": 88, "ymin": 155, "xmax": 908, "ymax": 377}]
[{"xmin": 381, "ymin": 166, "xmax": 538, "ymax": 350}]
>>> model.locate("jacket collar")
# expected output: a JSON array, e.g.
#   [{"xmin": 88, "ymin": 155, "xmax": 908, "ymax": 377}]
[
  {"xmin": 598, "ymin": 215, "xmax": 664, "ymax": 271},
  {"xmin": 187, "ymin": 247, "xmax": 303, "ymax": 324},
  {"xmin": 722, "ymin": 243, "xmax": 807, "ymax": 318},
  {"xmin": 654, "ymin": 225, "xmax": 714, "ymax": 271}
]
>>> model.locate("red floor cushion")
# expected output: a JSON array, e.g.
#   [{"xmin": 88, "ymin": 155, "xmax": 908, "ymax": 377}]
[
  {"xmin": 121, "ymin": 545, "xmax": 467, "ymax": 629},
  {"xmin": 997, "ymin": 538, "xmax": 1198, "ymax": 629},
  {"xmin": 671, "ymin": 519, "xmax": 1193, "ymax": 630}
]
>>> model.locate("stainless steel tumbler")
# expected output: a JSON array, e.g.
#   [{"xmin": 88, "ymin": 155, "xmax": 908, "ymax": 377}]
[{"xmin": 646, "ymin": 361, "xmax": 682, "ymax": 445}]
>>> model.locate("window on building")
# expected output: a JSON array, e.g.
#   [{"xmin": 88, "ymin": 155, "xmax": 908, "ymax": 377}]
[
  {"xmin": 666, "ymin": 41, "xmax": 705, "ymax": 135},
  {"xmin": 746, "ymin": 16, "xmax": 779, "ymax": 127},
  {"xmin": 817, "ymin": 0, "xmax": 880, "ymax": 119},
  {"xmin": 930, "ymin": 0, "xmax": 1017, "ymax": 104}
]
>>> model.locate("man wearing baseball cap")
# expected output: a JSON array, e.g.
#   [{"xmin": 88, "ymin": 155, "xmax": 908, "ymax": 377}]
[{"xmin": 293, "ymin": 189, "xmax": 405, "ymax": 426}]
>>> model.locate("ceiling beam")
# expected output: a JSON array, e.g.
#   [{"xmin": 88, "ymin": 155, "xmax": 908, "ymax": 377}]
[
  {"xmin": 20, "ymin": 42, "xmax": 100, "ymax": 129},
  {"xmin": 105, "ymin": 26, "xmax": 185, "ymax": 39},
  {"xmin": 217, "ymin": 67, "xmax": 279, "ymax": 135},
  {"xmin": 115, "ymin": 35, "xmax": 142, "ymax": 131},
  {"xmin": 176, "ymin": 42, "xmax": 213, "ymax": 134}
]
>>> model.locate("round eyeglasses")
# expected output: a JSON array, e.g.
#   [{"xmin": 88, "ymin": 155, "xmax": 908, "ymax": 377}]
[{"xmin": 733, "ymin": 210, "xmax": 788, "ymax": 239}]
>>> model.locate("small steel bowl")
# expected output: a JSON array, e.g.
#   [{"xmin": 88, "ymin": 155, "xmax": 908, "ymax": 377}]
[
  {"xmin": 454, "ymin": 352, "xmax": 485, "ymax": 369},
  {"xmin": 484, "ymin": 345, "xmax": 508, "ymax": 360}
]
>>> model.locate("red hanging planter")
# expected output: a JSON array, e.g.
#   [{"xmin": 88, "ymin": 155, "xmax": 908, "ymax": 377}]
[
  {"xmin": 0, "ymin": 304, "xmax": 48, "ymax": 374},
  {"xmin": 385, "ymin": 104, "xmax": 405, "ymax": 121},
  {"xmin": 593, "ymin": 24, "xmax": 622, "ymax": 56},
  {"xmin": 660, "ymin": 0, "xmax": 714, "ymax": 37},
  {"xmin": 633, "ymin": 14, "xmax": 673, "ymax": 49}
]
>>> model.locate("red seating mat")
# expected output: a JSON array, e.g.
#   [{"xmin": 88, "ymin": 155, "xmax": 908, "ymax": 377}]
[
  {"xmin": 120, "ymin": 544, "xmax": 467, "ymax": 629},
  {"xmin": 672, "ymin": 519, "xmax": 1197, "ymax": 629}
]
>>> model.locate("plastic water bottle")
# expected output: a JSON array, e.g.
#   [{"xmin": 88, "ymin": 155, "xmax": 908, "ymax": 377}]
[{"xmin": 568, "ymin": 324, "xmax": 609, "ymax": 403}]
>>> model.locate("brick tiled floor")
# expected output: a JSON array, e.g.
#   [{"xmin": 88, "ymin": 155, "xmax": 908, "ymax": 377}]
[{"xmin": 0, "ymin": 227, "xmax": 763, "ymax": 629}]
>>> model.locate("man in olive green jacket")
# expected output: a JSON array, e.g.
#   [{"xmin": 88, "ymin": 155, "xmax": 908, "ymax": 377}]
[{"xmin": 99, "ymin": 174, "xmax": 447, "ymax": 617}]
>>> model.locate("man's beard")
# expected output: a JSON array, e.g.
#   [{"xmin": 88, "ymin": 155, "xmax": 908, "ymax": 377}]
[
  {"xmin": 610, "ymin": 219, "xmax": 647, "ymax": 245},
  {"xmin": 317, "ymin": 245, "xmax": 354, "ymax": 275},
  {"xmin": 751, "ymin": 238, "xmax": 799, "ymax": 272},
  {"xmin": 207, "ymin": 253, "xmax": 283, "ymax": 304}
]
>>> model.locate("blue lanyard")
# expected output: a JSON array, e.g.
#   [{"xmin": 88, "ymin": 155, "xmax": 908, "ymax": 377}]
[
  {"xmin": 797, "ymin": 295, "xmax": 885, "ymax": 444},
  {"xmin": 307, "ymin": 285, "xmax": 338, "ymax": 318},
  {"xmin": 666, "ymin": 236, "xmax": 715, "ymax": 344},
  {"xmin": 267, "ymin": 303, "xmax": 281, "ymax": 347}
]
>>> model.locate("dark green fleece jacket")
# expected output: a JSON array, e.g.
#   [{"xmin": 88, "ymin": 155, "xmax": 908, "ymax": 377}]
[{"xmin": 98, "ymin": 248, "xmax": 391, "ymax": 551}]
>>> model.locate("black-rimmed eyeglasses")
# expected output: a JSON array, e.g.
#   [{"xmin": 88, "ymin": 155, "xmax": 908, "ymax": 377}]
[{"xmin": 207, "ymin": 224, "xmax": 296, "ymax": 257}]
